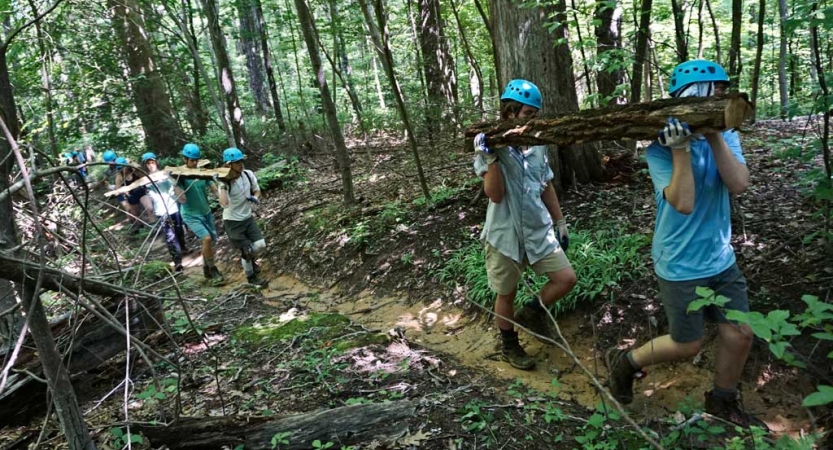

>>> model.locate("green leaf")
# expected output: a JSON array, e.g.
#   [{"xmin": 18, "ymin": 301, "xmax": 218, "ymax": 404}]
[
  {"xmin": 768, "ymin": 341, "xmax": 789, "ymax": 359},
  {"xmin": 110, "ymin": 428, "xmax": 124, "ymax": 438},
  {"xmin": 695, "ymin": 286, "xmax": 715, "ymax": 298},
  {"xmin": 588, "ymin": 413, "xmax": 605, "ymax": 428},
  {"xmin": 802, "ymin": 385, "xmax": 833, "ymax": 407},
  {"xmin": 129, "ymin": 434, "xmax": 143, "ymax": 444},
  {"xmin": 812, "ymin": 332, "xmax": 833, "ymax": 341}
]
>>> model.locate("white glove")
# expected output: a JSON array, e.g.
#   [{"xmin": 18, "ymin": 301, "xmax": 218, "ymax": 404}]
[
  {"xmin": 555, "ymin": 219, "xmax": 569, "ymax": 252},
  {"xmin": 658, "ymin": 118, "xmax": 692, "ymax": 151},
  {"xmin": 473, "ymin": 133, "xmax": 497, "ymax": 164}
]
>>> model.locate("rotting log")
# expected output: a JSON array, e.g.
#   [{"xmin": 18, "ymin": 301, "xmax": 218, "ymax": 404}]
[
  {"xmin": 134, "ymin": 400, "xmax": 418, "ymax": 449},
  {"xmin": 464, "ymin": 93, "xmax": 754, "ymax": 147},
  {"xmin": 0, "ymin": 294, "xmax": 163, "ymax": 425}
]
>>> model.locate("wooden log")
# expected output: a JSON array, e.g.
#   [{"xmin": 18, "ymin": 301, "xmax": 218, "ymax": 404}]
[
  {"xmin": 464, "ymin": 93, "xmax": 754, "ymax": 147},
  {"xmin": 104, "ymin": 167, "xmax": 232, "ymax": 197},
  {"xmin": 134, "ymin": 400, "xmax": 417, "ymax": 449},
  {"xmin": 0, "ymin": 296, "xmax": 163, "ymax": 424}
]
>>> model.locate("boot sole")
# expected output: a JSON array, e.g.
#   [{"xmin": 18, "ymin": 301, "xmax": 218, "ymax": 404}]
[{"xmin": 603, "ymin": 348, "xmax": 634, "ymax": 405}]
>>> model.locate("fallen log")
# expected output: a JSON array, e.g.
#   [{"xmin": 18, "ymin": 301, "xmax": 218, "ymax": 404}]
[
  {"xmin": 134, "ymin": 400, "xmax": 418, "ymax": 449},
  {"xmin": 0, "ymin": 294, "xmax": 163, "ymax": 425},
  {"xmin": 464, "ymin": 93, "xmax": 754, "ymax": 147}
]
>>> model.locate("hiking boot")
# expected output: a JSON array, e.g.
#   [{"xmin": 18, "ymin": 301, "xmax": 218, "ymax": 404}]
[
  {"xmin": 247, "ymin": 274, "xmax": 268, "ymax": 287},
  {"xmin": 604, "ymin": 347, "xmax": 637, "ymax": 405},
  {"xmin": 203, "ymin": 265, "xmax": 212, "ymax": 279},
  {"xmin": 514, "ymin": 304, "xmax": 557, "ymax": 344},
  {"xmin": 252, "ymin": 260, "xmax": 261, "ymax": 275},
  {"xmin": 705, "ymin": 391, "xmax": 770, "ymax": 431},
  {"xmin": 174, "ymin": 263, "xmax": 184, "ymax": 273},
  {"xmin": 501, "ymin": 332, "xmax": 535, "ymax": 370},
  {"xmin": 210, "ymin": 266, "xmax": 225, "ymax": 281}
]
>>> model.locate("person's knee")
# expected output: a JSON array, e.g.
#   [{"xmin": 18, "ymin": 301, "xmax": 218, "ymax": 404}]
[
  {"xmin": 202, "ymin": 235, "xmax": 213, "ymax": 246},
  {"xmin": 559, "ymin": 268, "xmax": 577, "ymax": 290},
  {"xmin": 252, "ymin": 239, "xmax": 266, "ymax": 254},
  {"xmin": 725, "ymin": 323, "xmax": 753, "ymax": 349},
  {"xmin": 674, "ymin": 339, "xmax": 703, "ymax": 359},
  {"xmin": 495, "ymin": 291, "xmax": 517, "ymax": 306}
]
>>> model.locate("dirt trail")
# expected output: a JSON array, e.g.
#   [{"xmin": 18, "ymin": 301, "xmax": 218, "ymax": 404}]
[{"xmin": 206, "ymin": 272, "xmax": 816, "ymax": 437}]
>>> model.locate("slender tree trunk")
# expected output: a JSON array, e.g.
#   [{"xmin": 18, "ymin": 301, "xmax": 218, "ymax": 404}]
[
  {"xmin": 417, "ymin": 0, "xmax": 458, "ymax": 132},
  {"xmin": 449, "ymin": 0, "xmax": 485, "ymax": 117},
  {"xmin": 569, "ymin": 0, "xmax": 593, "ymax": 98},
  {"xmin": 809, "ymin": 1, "xmax": 833, "ymax": 249},
  {"xmin": 284, "ymin": 0, "xmax": 312, "ymax": 130},
  {"xmin": 253, "ymin": 0, "xmax": 285, "ymax": 130},
  {"xmin": 728, "ymin": 0, "xmax": 742, "ymax": 84},
  {"xmin": 27, "ymin": 0, "xmax": 58, "ymax": 158},
  {"xmin": 671, "ymin": 0, "xmax": 688, "ymax": 62},
  {"xmin": 630, "ymin": 0, "xmax": 652, "ymax": 103},
  {"xmin": 407, "ymin": 0, "xmax": 429, "ymax": 121},
  {"xmin": 237, "ymin": 0, "xmax": 269, "ymax": 114},
  {"xmin": 778, "ymin": 0, "xmax": 789, "ymax": 119},
  {"xmin": 368, "ymin": 35, "xmax": 387, "ymax": 110},
  {"xmin": 108, "ymin": 0, "xmax": 185, "ymax": 157},
  {"xmin": 358, "ymin": 0, "xmax": 431, "ymax": 198},
  {"xmin": 200, "ymin": 0, "xmax": 247, "ymax": 148},
  {"xmin": 185, "ymin": 0, "xmax": 208, "ymax": 136},
  {"xmin": 490, "ymin": 0, "xmax": 604, "ymax": 187},
  {"xmin": 473, "ymin": 0, "xmax": 499, "ymax": 91},
  {"xmin": 594, "ymin": 0, "xmax": 624, "ymax": 105},
  {"xmin": 293, "ymin": 0, "xmax": 354, "ymax": 205},
  {"xmin": 704, "ymin": 0, "xmax": 721, "ymax": 65},
  {"xmin": 750, "ymin": 0, "xmax": 765, "ymax": 122},
  {"xmin": 697, "ymin": 0, "xmax": 704, "ymax": 58}
]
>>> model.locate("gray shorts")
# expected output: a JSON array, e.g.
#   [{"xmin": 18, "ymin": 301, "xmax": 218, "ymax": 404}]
[
  {"xmin": 657, "ymin": 263, "xmax": 750, "ymax": 343},
  {"xmin": 224, "ymin": 216, "xmax": 263, "ymax": 251}
]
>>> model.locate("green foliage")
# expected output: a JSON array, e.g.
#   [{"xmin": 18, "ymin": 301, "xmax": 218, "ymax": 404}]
[
  {"xmin": 109, "ymin": 428, "xmax": 143, "ymax": 448},
  {"xmin": 256, "ymin": 156, "xmax": 307, "ymax": 191},
  {"xmin": 458, "ymin": 400, "xmax": 496, "ymax": 443},
  {"xmin": 270, "ymin": 431, "xmax": 291, "ymax": 449},
  {"xmin": 690, "ymin": 292, "xmax": 833, "ymax": 409},
  {"xmin": 141, "ymin": 260, "xmax": 171, "ymax": 280},
  {"xmin": 437, "ymin": 225, "xmax": 649, "ymax": 314}
]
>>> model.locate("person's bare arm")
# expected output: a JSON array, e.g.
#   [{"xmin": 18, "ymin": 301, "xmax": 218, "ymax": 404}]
[
  {"xmin": 663, "ymin": 149, "xmax": 695, "ymax": 215},
  {"xmin": 540, "ymin": 183, "xmax": 564, "ymax": 222},
  {"xmin": 483, "ymin": 163, "xmax": 504, "ymax": 203},
  {"xmin": 705, "ymin": 133, "xmax": 749, "ymax": 194}
]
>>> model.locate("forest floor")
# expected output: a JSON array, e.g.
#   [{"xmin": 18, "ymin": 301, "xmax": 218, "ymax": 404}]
[{"xmin": 1, "ymin": 118, "xmax": 832, "ymax": 449}]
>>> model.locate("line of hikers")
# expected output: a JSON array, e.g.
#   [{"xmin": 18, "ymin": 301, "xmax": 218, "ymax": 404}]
[
  {"xmin": 97, "ymin": 145, "xmax": 268, "ymax": 287},
  {"xmin": 475, "ymin": 60, "xmax": 769, "ymax": 431}
]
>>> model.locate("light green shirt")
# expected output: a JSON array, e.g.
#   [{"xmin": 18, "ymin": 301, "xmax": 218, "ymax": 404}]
[{"xmin": 474, "ymin": 145, "xmax": 558, "ymax": 264}]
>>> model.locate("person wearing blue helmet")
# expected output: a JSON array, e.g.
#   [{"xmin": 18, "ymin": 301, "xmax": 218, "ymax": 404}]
[
  {"xmin": 177, "ymin": 143, "xmax": 224, "ymax": 282},
  {"xmin": 143, "ymin": 152, "xmax": 188, "ymax": 272},
  {"xmin": 471, "ymin": 79, "xmax": 576, "ymax": 371},
  {"xmin": 113, "ymin": 157, "xmax": 153, "ymax": 228},
  {"xmin": 604, "ymin": 60, "xmax": 767, "ymax": 431},
  {"xmin": 215, "ymin": 147, "xmax": 267, "ymax": 286}
]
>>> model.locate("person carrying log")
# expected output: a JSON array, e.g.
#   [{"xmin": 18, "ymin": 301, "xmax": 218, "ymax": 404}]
[
  {"xmin": 214, "ymin": 148, "xmax": 268, "ymax": 287},
  {"xmin": 472, "ymin": 79, "xmax": 577, "ymax": 371},
  {"xmin": 114, "ymin": 156, "xmax": 154, "ymax": 230},
  {"xmin": 177, "ymin": 143, "xmax": 224, "ymax": 282},
  {"xmin": 603, "ymin": 60, "xmax": 768, "ymax": 431},
  {"xmin": 143, "ymin": 152, "xmax": 188, "ymax": 273}
]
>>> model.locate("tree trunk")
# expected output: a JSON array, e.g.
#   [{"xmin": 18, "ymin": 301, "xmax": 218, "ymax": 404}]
[
  {"xmin": 750, "ymin": 0, "xmax": 765, "ymax": 122},
  {"xmin": 237, "ymin": 0, "xmax": 270, "ymax": 114},
  {"xmin": 777, "ymin": 0, "xmax": 789, "ymax": 119},
  {"xmin": 358, "ymin": 0, "xmax": 431, "ymax": 199},
  {"xmin": 594, "ymin": 0, "xmax": 625, "ymax": 105},
  {"xmin": 449, "ymin": 0, "xmax": 485, "ymax": 118},
  {"xmin": 293, "ymin": 0, "xmax": 355, "ymax": 205},
  {"xmin": 704, "ymin": 0, "xmax": 721, "ymax": 65},
  {"xmin": 728, "ymin": 0, "xmax": 742, "ymax": 85},
  {"xmin": 185, "ymin": 0, "xmax": 209, "ymax": 136},
  {"xmin": 135, "ymin": 400, "xmax": 417, "ymax": 450},
  {"xmin": 27, "ymin": 0, "xmax": 58, "ymax": 158},
  {"xmin": 670, "ymin": 0, "xmax": 688, "ymax": 62},
  {"xmin": 490, "ymin": 0, "xmax": 604, "ymax": 186},
  {"xmin": 406, "ymin": 0, "xmax": 429, "ymax": 123},
  {"xmin": 200, "ymin": 0, "xmax": 248, "ymax": 149},
  {"xmin": 630, "ymin": 0, "xmax": 652, "ymax": 103},
  {"xmin": 284, "ymin": 0, "xmax": 312, "ymax": 130},
  {"xmin": 465, "ymin": 94, "xmax": 754, "ymax": 147},
  {"xmin": 108, "ymin": 0, "xmax": 185, "ymax": 157},
  {"xmin": 253, "ymin": 0, "xmax": 286, "ymax": 131},
  {"xmin": 417, "ymin": 0, "xmax": 458, "ymax": 132}
]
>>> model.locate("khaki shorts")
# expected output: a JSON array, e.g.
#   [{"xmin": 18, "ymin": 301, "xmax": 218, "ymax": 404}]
[{"xmin": 485, "ymin": 242, "xmax": 572, "ymax": 295}]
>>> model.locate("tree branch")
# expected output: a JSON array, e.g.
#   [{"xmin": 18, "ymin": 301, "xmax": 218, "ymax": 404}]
[
  {"xmin": 0, "ymin": 0, "xmax": 65, "ymax": 52},
  {"xmin": 0, "ymin": 165, "xmax": 78, "ymax": 203}
]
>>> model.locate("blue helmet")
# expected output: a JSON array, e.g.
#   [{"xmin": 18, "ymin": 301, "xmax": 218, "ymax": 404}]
[
  {"xmin": 223, "ymin": 147, "xmax": 245, "ymax": 163},
  {"xmin": 103, "ymin": 149, "xmax": 117, "ymax": 162},
  {"xmin": 182, "ymin": 143, "xmax": 201, "ymax": 159},
  {"xmin": 141, "ymin": 152, "xmax": 157, "ymax": 164},
  {"xmin": 500, "ymin": 79, "xmax": 542, "ymax": 110},
  {"xmin": 668, "ymin": 60, "xmax": 729, "ymax": 96},
  {"xmin": 115, "ymin": 156, "xmax": 128, "ymax": 168}
]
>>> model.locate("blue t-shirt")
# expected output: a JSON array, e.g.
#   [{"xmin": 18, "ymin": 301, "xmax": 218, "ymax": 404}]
[{"xmin": 646, "ymin": 130, "xmax": 745, "ymax": 281}]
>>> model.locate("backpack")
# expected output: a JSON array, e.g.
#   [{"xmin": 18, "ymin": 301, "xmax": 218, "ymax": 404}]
[{"xmin": 225, "ymin": 170, "xmax": 256, "ymax": 196}]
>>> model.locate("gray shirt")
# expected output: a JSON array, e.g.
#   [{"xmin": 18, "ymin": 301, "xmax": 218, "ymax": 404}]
[{"xmin": 474, "ymin": 145, "xmax": 558, "ymax": 264}]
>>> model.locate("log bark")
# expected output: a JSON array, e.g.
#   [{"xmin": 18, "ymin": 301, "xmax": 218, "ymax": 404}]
[
  {"xmin": 105, "ymin": 164, "xmax": 229, "ymax": 197},
  {"xmin": 465, "ymin": 94, "xmax": 753, "ymax": 148},
  {"xmin": 135, "ymin": 400, "xmax": 417, "ymax": 449}
]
